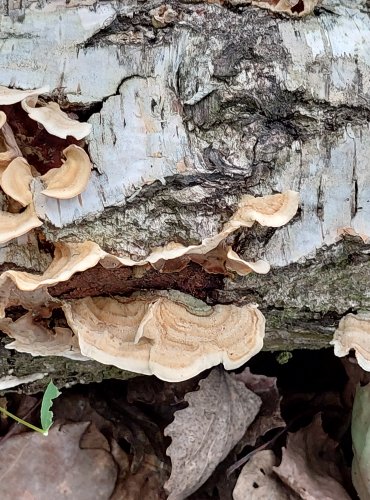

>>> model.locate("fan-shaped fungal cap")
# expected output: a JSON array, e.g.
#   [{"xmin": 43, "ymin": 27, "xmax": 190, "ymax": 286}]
[
  {"xmin": 63, "ymin": 295, "xmax": 265, "ymax": 382},
  {"xmin": 0, "ymin": 111, "xmax": 23, "ymax": 171},
  {"xmin": 0, "ymin": 313, "xmax": 87, "ymax": 361},
  {"xmin": 331, "ymin": 314, "xmax": 370, "ymax": 371},
  {"xmin": 138, "ymin": 299, "xmax": 265, "ymax": 381},
  {"xmin": 0, "ymin": 111, "xmax": 5, "ymax": 128},
  {"xmin": 0, "ymin": 240, "xmax": 127, "ymax": 296},
  {"xmin": 182, "ymin": 244, "xmax": 271, "ymax": 276},
  {"xmin": 1, "ymin": 157, "xmax": 33, "ymax": 206},
  {"xmin": 225, "ymin": 248, "xmax": 270, "ymax": 275},
  {"xmin": 63, "ymin": 296, "xmax": 152, "ymax": 374},
  {"xmin": 0, "ymin": 204, "xmax": 43, "ymax": 245},
  {"xmin": 0, "ymin": 281, "xmax": 56, "ymax": 319},
  {"xmin": 21, "ymin": 98, "xmax": 92, "ymax": 139},
  {"xmin": 228, "ymin": 191, "xmax": 299, "ymax": 230},
  {"xmin": 251, "ymin": 0, "xmax": 318, "ymax": 16},
  {"xmin": 0, "ymin": 85, "xmax": 49, "ymax": 105},
  {"xmin": 0, "ymin": 241, "xmax": 106, "ymax": 292},
  {"xmin": 41, "ymin": 145, "xmax": 92, "ymax": 199}
]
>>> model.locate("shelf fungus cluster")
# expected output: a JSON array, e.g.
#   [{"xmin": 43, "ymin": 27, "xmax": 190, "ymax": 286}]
[
  {"xmin": 0, "ymin": 293, "xmax": 264, "ymax": 381},
  {"xmin": 0, "ymin": 189, "xmax": 299, "ymax": 381},
  {"xmin": 0, "ymin": 85, "xmax": 92, "ymax": 244},
  {"xmin": 64, "ymin": 296, "xmax": 265, "ymax": 381},
  {"xmin": 331, "ymin": 314, "xmax": 370, "ymax": 372},
  {"xmin": 0, "ymin": 86, "xmax": 301, "ymax": 381}
]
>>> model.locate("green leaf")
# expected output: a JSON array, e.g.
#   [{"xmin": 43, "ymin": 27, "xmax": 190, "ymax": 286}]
[
  {"xmin": 352, "ymin": 382, "xmax": 370, "ymax": 499},
  {"xmin": 40, "ymin": 380, "xmax": 61, "ymax": 435}
]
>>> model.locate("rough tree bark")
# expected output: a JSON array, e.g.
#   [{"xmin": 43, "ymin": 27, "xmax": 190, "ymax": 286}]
[{"xmin": 0, "ymin": 0, "xmax": 369, "ymax": 391}]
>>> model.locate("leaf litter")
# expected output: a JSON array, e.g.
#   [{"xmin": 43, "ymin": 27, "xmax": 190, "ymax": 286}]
[
  {"xmin": 274, "ymin": 414, "xmax": 351, "ymax": 500},
  {"xmin": 0, "ymin": 349, "xmax": 365, "ymax": 499},
  {"xmin": 164, "ymin": 368, "xmax": 262, "ymax": 499}
]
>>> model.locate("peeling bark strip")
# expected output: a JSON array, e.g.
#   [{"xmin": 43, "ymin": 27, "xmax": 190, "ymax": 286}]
[{"xmin": 0, "ymin": 0, "xmax": 370, "ymax": 386}]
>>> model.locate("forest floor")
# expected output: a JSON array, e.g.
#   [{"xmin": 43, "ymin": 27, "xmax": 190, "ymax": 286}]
[{"xmin": 0, "ymin": 349, "xmax": 364, "ymax": 499}]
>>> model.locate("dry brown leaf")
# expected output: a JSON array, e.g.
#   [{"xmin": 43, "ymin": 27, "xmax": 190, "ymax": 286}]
[
  {"xmin": 235, "ymin": 367, "xmax": 285, "ymax": 447},
  {"xmin": 274, "ymin": 415, "xmax": 351, "ymax": 500},
  {"xmin": 233, "ymin": 450, "xmax": 299, "ymax": 500},
  {"xmin": 111, "ymin": 452, "xmax": 168, "ymax": 500},
  {"xmin": 0, "ymin": 422, "xmax": 117, "ymax": 500},
  {"xmin": 164, "ymin": 368, "xmax": 262, "ymax": 500},
  {"xmin": 52, "ymin": 392, "xmax": 169, "ymax": 499},
  {"xmin": 53, "ymin": 391, "xmax": 163, "ymax": 467},
  {"xmin": 126, "ymin": 375, "xmax": 201, "ymax": 416}
]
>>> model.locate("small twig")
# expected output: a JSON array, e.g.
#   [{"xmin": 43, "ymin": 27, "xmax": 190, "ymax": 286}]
[
  {"xmin": 0, "ymin": 404, "xmax": 46, "ymax": 437},
  {"xmin": 0, "ymin": 400, "xmax": 41, "ymax": 445},
  {"xmin": 226, "ymin": 425, "xmax": 287, "ymax": 477},
  {"xmin": 227, "ymin": 407, "xmax": 338, "ymax": 476}
]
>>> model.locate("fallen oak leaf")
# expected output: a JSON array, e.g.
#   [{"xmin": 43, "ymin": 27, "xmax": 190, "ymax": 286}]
[
  {"xmin": 274, "ymin": 414, "xmax": 351, "ymax": 500},
  {"xmin": 164, "ymin": 367, "xmax": 262, "ymax": 500}
]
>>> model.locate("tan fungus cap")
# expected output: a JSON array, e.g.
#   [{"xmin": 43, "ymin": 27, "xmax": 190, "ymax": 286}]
[
  {"xmin": 63, "ymin": 295, "xmax": 265, "ymax": 382},
  {"xmin": 41, "ymin": 145, "xmax": 92, "ymax": 199}
]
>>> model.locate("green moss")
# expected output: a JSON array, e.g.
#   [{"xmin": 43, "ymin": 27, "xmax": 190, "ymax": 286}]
[{"xmin": 276, "ymin": 351, "xmax": 293, "ymax": 364}]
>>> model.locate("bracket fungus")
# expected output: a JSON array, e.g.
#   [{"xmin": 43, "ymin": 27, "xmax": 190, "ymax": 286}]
[
  {"xmin": 331, "ymin": 314, "xmax": 370, "ymax": 371},
  {"xmin": 0, "ymin": 241, "xmax": 106, "ymax": 292},
  {"xmin": 146, "ymin": 190, "xmax": 298, "ymax": 274},
  {"xmin": 225, "ymin": 248, "xmax": 270, "ymax": 275},
  {"xmin": 0, "ymin": 85, "xmax": 94, "ymax": 245},
  {"xmin": 0, "ymin": 111, "xmax": 22, "ymax": 172},
  {"xmin": 168, "ymin": 244, "xmax": 271, "ymax": 276},
  {"xmin": 150, "ymin": 5, "xmax": 179, "ymax": 27},
  {"xmin": 0, "ymin": 204, "xmax": 43, "ymax": 245},
  {"xmin": 250, "ymin": 0, "xmax": 318, "ymax": 16},
  {"xmin": 40, "ymin": 145, "xmax": 92, "ymax": 199},
  {"xmin": 21, "ymin": 98, "xmax": 92, "ymax": 140},
  {"xmin": 0, "ymin": 191, "xmax": 299, "ymax": 294},
  {"xmin": 63, "ymin": 295, "xmax": 265, "ymax": 382},
  {"xmin": 226, "ymin": 191, "xmax": 299, "ymax": 230},
  {"xmin": 0, "ymin": 313, "xmax": 86, "ymax": 361},
  {"xmin": 0, "ymin": 85, "xmax": 49, "ymax": 105},
  {"xmin": 0, "ymin": 175, "xmax": 298, "ymax": 380},
  {"xmin": 0, "ymin": 284, "xmax": 56, "ymax": 320},
  {"xmin": 1, "ymin": 157, "xmax": 34, "ymax": 206}
]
